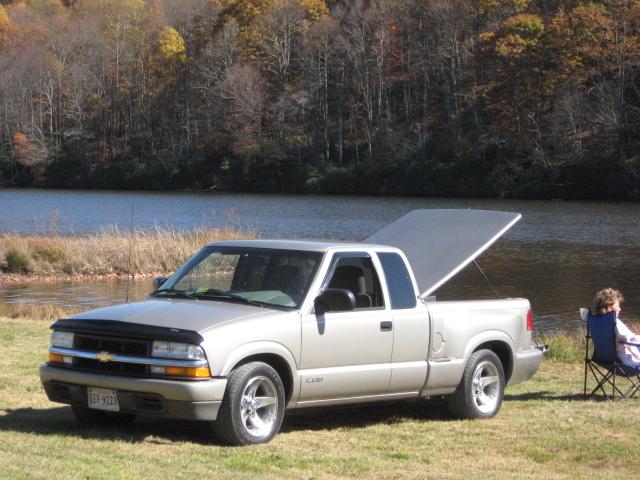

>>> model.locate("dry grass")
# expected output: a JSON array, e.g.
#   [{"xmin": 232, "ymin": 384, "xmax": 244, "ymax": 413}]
[
  {"xmin": 0, "ymin": 320, "xmax": 639, "ymax": 479},
  {"xmin": 0, "ymin": 303, "xmax": 78, "ymax": 322},
  {"xmin": 0, "ymin": 226, "xmax": 256, "ymax": 279}
]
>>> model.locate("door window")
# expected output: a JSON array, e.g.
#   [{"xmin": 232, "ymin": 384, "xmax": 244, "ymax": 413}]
[{"xmin": 326, "ymin": 255, "xmax": 384, "ymax": 309}]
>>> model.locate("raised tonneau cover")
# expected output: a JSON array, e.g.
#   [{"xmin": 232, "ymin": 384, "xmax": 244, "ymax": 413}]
[{"xmin": 366, "ymin": 209, "xmax": 521, "ymax": 299}]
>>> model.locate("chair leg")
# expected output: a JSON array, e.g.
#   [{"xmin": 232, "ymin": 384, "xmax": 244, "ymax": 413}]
[
  {"xmin": 622, "ymin": 375, "xmax": 640, "ymax": 399},
  {"xmin": 613, "ymin": 370, "xmax": 616, "ymax": 401},
  {"xmin": 584, "ymin": 361, "xmax": 638, "ymax": 401},
  {"xmin": 583, "ymin": 359, "xmax": 588, "ymax": 399},
  {"xmin": 587, "ymin": 363, "xmax": 614, "ymax": 399}
]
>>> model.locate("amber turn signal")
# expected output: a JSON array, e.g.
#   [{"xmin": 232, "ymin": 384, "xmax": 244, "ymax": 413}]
[
  {"xmin": 164, "ymin": 366, "xmax": 211, "ymax": 378},
  {"xmin": 48, "ymin": 352, "xmax": 64, "ymax": 364}
]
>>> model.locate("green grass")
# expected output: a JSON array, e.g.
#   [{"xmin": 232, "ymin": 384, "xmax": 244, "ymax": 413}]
[
  {"xmin": 1, "ymin": 316, "xmax": 639, "ymax": 479},
  {"xmin": 539, "ymin": 330, "xmax": 586, "ymax": 363},
  {"xmin": 4, "ymin": 246, "xmax": 31, "ymax": 273}
]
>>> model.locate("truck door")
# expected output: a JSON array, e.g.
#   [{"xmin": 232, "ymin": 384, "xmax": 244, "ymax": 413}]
[{"xmin": 298, "ymin": 252, "xmax": 393, "ymax": 403}]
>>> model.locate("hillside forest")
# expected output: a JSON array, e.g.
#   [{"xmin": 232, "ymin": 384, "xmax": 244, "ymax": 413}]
[{"xmin": 1, "ymin": 0, "xmax": 639, "ymax": 199}]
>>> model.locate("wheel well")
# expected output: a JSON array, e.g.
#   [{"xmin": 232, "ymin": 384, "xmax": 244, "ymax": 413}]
[
  {"xmin": 474, "ymin": 341, "xmax": 513, "ymax": 383},
  {"xmin": 233, "ymin": 354, "xmax": 294, "ymax": 402}
]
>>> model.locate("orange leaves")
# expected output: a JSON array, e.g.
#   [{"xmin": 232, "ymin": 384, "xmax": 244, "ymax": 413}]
[
  {"xmin": 24, "ymin": 0, "xmax": 65, "ymax": 18},
  {"xmin": 495, "ymin": 14, "xmax": 544, "ymax": 59},
  {"xmin": 547, "ymin": 5, "xmax": 615, "ymax": 76},
  {"xmin": 229, "ymin": 0, "xmax": 329, "ymax": 53},
  {"xmin": 477, "ymin": 0, "xmax": 530, "ymax": 15},
  {"xmin": 0, "ymin": 5, "xmax": 11, "ymax": 47},
  {"xmin": 298, "ymin": 0, "xmax": 329, "ymax": 20},
  {"xmin": 11, "ymin": 132, "xmax": 47, "ymax": 168},
  {"xmin": 11, "ymin": 132, "xmax": 29, "ymax": 157}
]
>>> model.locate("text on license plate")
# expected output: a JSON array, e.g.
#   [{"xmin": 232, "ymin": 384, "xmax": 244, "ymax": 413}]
[{"xmin": 87, "ymin": 387, "xmax": 120, "ymax": 412}]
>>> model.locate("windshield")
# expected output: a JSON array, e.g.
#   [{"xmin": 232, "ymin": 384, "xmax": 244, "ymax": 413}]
[{"xmin": 155, "ymin": 246, "xmax": 323, "ymax": 309}]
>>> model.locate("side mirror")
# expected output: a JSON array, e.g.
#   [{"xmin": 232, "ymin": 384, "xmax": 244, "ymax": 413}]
[
  {"xmin": 314, "ymin": 288, "xmax": 356, "ymax": 315},
  {"xmin": 153, "ymin": 276, "xmax": 168, "ymax": 289}
]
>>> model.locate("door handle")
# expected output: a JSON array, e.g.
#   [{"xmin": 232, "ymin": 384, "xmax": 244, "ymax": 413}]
[{"xmin": 380, "ymin": 321, "xmax": 393, "ymax": 332}]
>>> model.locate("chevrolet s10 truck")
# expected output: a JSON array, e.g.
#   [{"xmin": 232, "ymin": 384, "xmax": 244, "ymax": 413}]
[{"xmin": 40, "ymin": 210, "xmax": 543, "ymax": 444}]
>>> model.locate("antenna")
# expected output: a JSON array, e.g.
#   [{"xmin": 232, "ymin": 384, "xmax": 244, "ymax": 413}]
[
  {"xmin": 125, "ymin": 204, "xmax": 134, "ymax": 303},
  {"xmin": 473, "ymin": 260, "xmax": 547, "ymax": 349},
  {"xmin": 473, "ymin": 260, "xmax": 500, "ymax": 298}
]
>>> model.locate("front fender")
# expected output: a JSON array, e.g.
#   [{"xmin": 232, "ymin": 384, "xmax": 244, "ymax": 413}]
[{"xmin": 218, "ymin": 341, "xmax": 300, "ymax": 406}]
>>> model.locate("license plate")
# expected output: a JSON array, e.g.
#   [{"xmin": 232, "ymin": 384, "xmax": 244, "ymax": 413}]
[{"xmin": 87, "ymin": 387, "xmax": 120, "ymax": 412}]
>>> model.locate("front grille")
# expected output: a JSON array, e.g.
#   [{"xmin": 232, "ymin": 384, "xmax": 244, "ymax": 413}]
[
  {"xmin": 74, "ymin": 357, "xmax": 148, "ymax": 376},
  {"xmin": 57, "ymin": 332, "xmax": 153, "ymax": 377},
  {"xmin": 74, "ymin": 333, "xmax": 150, "ymax": 356}
]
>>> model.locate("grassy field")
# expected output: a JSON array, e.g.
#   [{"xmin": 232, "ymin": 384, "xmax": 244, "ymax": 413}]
[
  {"xmin": 0, "ymin": 226, "xmax": 255, "ymax": 278},
  {"xmin": 1, "ymin": 313, "xmax": 639, "ymax": 479}
]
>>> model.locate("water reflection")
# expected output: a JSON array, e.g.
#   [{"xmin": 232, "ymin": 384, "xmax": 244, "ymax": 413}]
[
  {"xmin": 437, "ymin": 239, "xmax": 640, "ymax": 333},
  {"xmin": 1, "ymin": 279, "xmax": 152, "ymax": 309},
  {"xmin": 1, "ymin": 190, "xmax": 639, "ymax": 333}
]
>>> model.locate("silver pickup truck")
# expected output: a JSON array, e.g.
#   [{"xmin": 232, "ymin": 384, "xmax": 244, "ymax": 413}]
[{"xmin": 40, "ymin": 209, "xmax": 543, "ymax": 444}]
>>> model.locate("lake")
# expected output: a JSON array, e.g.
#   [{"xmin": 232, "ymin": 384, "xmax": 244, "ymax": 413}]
[{"xmin": 1, "ymin": 188, "xmax": 639, "ymax": 333}]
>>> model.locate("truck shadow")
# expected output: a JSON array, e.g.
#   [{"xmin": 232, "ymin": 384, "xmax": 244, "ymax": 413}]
[
  {"xmin": 280, "ymin": 400, "xmax": 453, "ymax": 432},
  {"xmin": 281, "ymin": 399, "xmax": 453, "ymax": 433},
  {"xmin": 504, "ymin": 391, "xmax": 585, "ymax": 402},
  {"xmin": 0, "ymin": 406, "xmax": 217, "ymax": 444},
  {"xmin": 1, "ymin": 393, "xmax": 580, "ymax": 443},
  {"xmin": 0, "ymin": 399, "xmax": 454, "ymax": 443}
]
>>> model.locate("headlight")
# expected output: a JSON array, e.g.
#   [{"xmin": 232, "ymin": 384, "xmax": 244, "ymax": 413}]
[
  {"xmin": 51, "ymin": 331, "xmax": 74, "ymax": 349},
  {"xmin": 152, "ymin": 341, "xmax": 206, "ymax": 360}
]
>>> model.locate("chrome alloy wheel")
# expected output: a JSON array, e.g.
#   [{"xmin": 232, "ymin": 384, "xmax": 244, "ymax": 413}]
[
  {"xmin": 240, "ymin": 375, "xmax": 278, "ymax": 438},
  {"xmin": 471, "ymin": 360, "xmax": 501, "ymax": 414}
]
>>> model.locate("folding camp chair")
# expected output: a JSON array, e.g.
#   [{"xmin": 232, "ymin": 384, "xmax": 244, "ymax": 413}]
[{"xmin": 582, "ymin": 308, "xmax": 640, "ymax": 400}]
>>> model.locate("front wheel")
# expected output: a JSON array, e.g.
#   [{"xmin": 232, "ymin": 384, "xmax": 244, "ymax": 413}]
[
  {"xmin": 212, "ymin": 361, "xmax": 285, "ymax": 445},
  {"xmin": 446, "ymin": 349, "xmax": 505, "ymax": 419}
]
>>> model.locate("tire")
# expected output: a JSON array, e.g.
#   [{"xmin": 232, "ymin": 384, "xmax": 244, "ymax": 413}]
[
  {"xmin": 71, "ymin": 405, "xmax": 136, "ymax": 427},
  {"xmin": 212, "ymin": 361, "xmax": 285, "ymax": 445},
  {"xmin": 446, "ymin": 349, "xmax": 505, "ymax": 419}
]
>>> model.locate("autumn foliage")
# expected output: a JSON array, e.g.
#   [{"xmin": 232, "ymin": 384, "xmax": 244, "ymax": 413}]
[{"xmin": 0, "ymin": 0, "xmax": 639, "ymax": 198}]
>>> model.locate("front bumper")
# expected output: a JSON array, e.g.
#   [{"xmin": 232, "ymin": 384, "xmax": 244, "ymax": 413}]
[{"xmin": 40, "ymin": 365, "xmax": 227, "ymax": 421}]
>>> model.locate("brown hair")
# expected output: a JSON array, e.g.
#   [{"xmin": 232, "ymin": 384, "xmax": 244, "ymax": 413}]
[{"xmin": 592, "ymin": 288, "xmax": 624, "ymax": 315}]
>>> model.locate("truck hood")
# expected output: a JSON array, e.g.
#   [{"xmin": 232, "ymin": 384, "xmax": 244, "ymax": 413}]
[
  {"xmin": 68, "ymin": 298, "xmax": 278, "ymax": 333},
  {"xmin": 366, "ymin": 209, "xmax": 521, "ymax": 299}
]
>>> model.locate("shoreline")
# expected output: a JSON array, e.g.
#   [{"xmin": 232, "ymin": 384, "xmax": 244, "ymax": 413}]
[{"xmin": 0, "ymin": 272, "xmax": 168, "ymax": 284}]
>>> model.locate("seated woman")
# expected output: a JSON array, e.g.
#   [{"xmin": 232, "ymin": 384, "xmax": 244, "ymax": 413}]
[{"xmin": 593, "ymin": 288, "xmax": 640, "ymax": 368}]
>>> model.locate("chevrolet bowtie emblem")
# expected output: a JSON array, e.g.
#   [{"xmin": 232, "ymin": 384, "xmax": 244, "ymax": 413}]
[{"xmin": 96, "ymin": 351, "xmax": 113, "ymax": 363}]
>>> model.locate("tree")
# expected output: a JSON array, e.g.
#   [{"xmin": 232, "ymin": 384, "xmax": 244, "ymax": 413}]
[
  {"xmin": 0, "ymin": 4, "xmax": 11, "ymax": 47},
  {"xmin": 158, "ymin": 26, "xmax": 187, "ymax": 64}
]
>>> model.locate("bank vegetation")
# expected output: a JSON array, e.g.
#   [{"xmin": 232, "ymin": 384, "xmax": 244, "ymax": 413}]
[
  {"xmin": 1, "ymin": 0, "xmax": 639, "ymax": 199},
  {"xmin": 0, "ymin": 226, "xmax": 255, "ymax": 279}
]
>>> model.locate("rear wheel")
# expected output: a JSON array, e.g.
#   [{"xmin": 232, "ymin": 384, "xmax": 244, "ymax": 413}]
[
  {"xmin": 446, "ymin": 349, "xmax": 505, "ymax": 419},
  {"xmin": 212, "ymin": 361, "xmax": 285, "ymax": 445},
  {"xmin": 71, "ymin": 405, "xmax": 136, "ymax": 426}
]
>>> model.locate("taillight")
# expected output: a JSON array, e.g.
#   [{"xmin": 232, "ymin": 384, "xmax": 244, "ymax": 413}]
[{"xmin": 526, "ymin": 309, "xmax": 533, "ymax": 331}]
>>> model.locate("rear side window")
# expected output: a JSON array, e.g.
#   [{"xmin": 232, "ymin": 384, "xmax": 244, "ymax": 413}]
[{"xmin": 377, "ymin": 252, "xmax": 417, "ymax": 310}]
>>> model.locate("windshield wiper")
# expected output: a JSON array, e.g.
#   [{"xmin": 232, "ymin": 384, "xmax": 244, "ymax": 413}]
[
  {"xmin": 150, "ymin": 288, "xmax": 196, "ymax": 300},
  {"xmin": 191, "ymin": 290, "xmax": 266, "ymax": 308}
]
